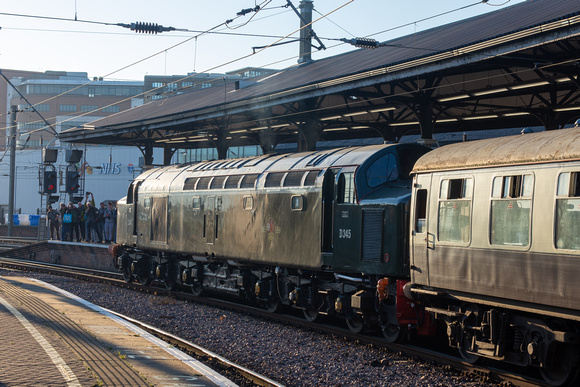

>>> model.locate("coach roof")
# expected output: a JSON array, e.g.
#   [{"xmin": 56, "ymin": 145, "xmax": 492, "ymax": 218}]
[{"xmin": 412, "ymin": 127, "xmax": 580, "ymax": 173}]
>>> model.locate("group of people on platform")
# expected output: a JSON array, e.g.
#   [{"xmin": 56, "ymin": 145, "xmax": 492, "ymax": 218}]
[{"xmin": 46, "ymin": 192, "xmax": 117, "ymax": 243}]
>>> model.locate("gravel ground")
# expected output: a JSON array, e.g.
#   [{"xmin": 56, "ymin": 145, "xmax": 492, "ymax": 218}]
[{"xmin": 1, "ymin": 269, "xmax": 497, "ymax": 387}]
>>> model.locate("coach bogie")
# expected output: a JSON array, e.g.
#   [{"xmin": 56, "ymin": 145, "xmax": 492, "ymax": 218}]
[{"xmin": 411, "ymin": 129, "xmax": 580, "ymax": 385}]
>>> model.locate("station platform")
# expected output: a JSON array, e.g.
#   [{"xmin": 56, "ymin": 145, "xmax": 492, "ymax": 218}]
[{"xmin": 0, "ymin": 275, "xmax": 237, "ymax": 387}]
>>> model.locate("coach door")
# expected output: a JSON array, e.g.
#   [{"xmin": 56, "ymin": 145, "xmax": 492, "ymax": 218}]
[{"xmin": 410, "ymin": 174, "xmax": 432, "ymax": 285}]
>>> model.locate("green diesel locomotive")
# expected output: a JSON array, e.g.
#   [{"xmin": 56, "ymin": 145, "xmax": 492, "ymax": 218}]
[{"xmin": 113, "ymin": 143, "xmax": 429, "ymax": 339}]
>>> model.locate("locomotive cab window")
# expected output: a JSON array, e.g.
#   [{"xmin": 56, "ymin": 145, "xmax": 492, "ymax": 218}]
[
  {"xmin": 490, "ymin": 174, "xmax": 533, "ymax": 247},
  {"xmin": 438, "ymin": 177, "xmax": 473, "ymax": 243},
  {"xmin": 366, "ymin": 153, "xmax": 398, "ymax": 188},
  {"xmin": 555, "ymin": 172, "xmax": 580, "ymax": 250},
  {"xmin": 337, "ymin": 172, "xmax": 356, "ymax": 204}
]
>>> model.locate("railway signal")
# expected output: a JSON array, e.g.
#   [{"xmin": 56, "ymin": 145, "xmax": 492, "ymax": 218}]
[
  {"xmin": 65, "ymin": 171, "xmax": 80, "ymax": 193},
  {"xmin": 43, "ymin": 170, "xmax": 57, "ymax": 194}
]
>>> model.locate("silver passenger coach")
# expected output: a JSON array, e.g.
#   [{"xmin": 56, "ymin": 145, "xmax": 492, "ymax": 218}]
[{"xmin": 409, "ymin": 127, "xmax": 580, "ymax": 385}]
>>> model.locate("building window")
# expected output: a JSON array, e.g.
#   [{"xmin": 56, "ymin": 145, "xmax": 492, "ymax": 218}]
[
  {"xmin": 182, "ymin": 82, "xmax": 193, "ymax": 87},
  {"xmin": 102, "ymin": 105, "xmax": 120, "ymax": 113},
  {"xmin": 81, "ymin": 105, "xmax": 99, "ymax": 112},
  {"xmin": 17, "ymin": 122, "xmax": 44, "ymax": 131},
  {"xmin": 60, "ymin": 121, "xmax": 87, "ymax": 131},
  {"xmin": 438, "ymin": 178, "xmax": 473, "ymax": 243},
  {"xmin": 490, "ymin": 174, "xmax": 532, "ymax": 246},
  {"xmin": 555, "ymin": 172, "xmax": 580, "ymax": 250},
  {"xmin": 59, "ymin": 104, "xmax": 77, "ymax": 112},
  {"xmin": 201, "ymin": 83, "xmax": 212, "ymax": 89},
  {"xmin": 19, "ymin": 104, "xmax": 49, "ymax": 112},
  {"xmin": 152, "ymin": 82, "xmax": 164, "ymax": 88}
]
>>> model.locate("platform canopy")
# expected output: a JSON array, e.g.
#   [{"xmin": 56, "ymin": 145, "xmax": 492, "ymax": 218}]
[{"xmin": 60, "ymin": 0, "xmax": 580, "ymax": 164}]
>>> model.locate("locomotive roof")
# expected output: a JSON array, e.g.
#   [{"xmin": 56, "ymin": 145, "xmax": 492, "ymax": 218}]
[
  {"xmin": 143, "ymin": 143, "xmax": 407, "ymax": 179},
  {"xmin": 412, "ymin": 127, "xmax": 580, "ymax": 173}
]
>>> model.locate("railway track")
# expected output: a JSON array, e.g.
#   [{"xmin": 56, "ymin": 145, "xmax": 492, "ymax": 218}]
[{"xmin": 0, "ymin": 257, "xmax": 549, "ymax": 387}]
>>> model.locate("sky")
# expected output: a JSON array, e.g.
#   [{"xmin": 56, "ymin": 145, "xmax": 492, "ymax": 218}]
[{"xmin": 0, "ymin": 0, "xmax": 525, "ymax": 81}]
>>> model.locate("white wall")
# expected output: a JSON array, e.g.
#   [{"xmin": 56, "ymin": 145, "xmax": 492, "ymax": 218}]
[{"xmin": 0, "ymin": 144, "xmax": 163, "ymax": 214}]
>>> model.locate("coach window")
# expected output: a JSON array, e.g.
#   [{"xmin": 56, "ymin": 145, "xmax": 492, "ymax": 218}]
[
  {"xmin": 415, "ymin": 189, "xmax": 427, "ymax": 234},
  {"xmin": 490, "ymin": 174, "xmax": 533, "ymax": 246},
  {"xmin": 555, "ymin": 172, "xmax": 580, "ymax": 250},
  {"xmin": 438, "ymin": 177, "xmax": 473, "ymax": 243}
]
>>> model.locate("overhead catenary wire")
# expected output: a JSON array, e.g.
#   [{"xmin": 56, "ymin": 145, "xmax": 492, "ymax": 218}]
[
  {"xmin": 0, "ymin": 0, "xmax": 513, "ymax": 139},
  {"xmin": 0, "ymin": 0, "xmax": 357, "ymax": 137}
]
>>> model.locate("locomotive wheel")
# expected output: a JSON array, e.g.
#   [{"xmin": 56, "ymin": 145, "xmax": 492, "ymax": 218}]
[
  {"xmin": 381, "ymin": 322, "xmax": 406, "ymax": 343},
  {"xmin": 303, "ymin": 308, "xmax": 321, "ymax": 322},
  {"xmin": 265, "ymin": 298, "xmax": 281, "ymax": 313},
  {"xmin": 539, "ymin": 344, "xmax": 580, "ymax": 387},
  {"xmin": 138, "ymin": 274, "xmax": 152, "ymax": 286},
  {"xmin": 190, "ymin": 282, "xmax": 203, "ymax": 297},
  {"xmin": 163, "ymin": 278, "xmax": 176, "ymax": 291},
  {"xmin": 122, "ymin": 266, "xmax": 133, "ymax": 283},
  {"xmin": 346, "ymin": 315, "xmax": 364, "ymax": 334}
]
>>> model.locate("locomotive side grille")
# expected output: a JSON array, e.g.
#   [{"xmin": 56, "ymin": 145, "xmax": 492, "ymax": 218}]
[
  {"xmin": 304, "ymin": 170, "xmax": 319, "ymax": 186},
  {"xmin": 210, "ymin": 176, "xmax": 227, "ymax": 189},
  {"xmin": 197, "ymin": 177, "xmax": 212, "ymax": 190},
  {"xmin": 241, "ymin": 174, "xmax": 259, "ymax": 189},
  {"xmin": 284, "ymin": 171, "xmax": 304, "ymax": 187},
  {"xmin": 265, "ymin": 172, "xmax": 285, "ymax": 187},
  {"xmin": 183, "ymin": 177, "xmax": 199, "ymax": 190},
  {"xmin": 225, "ymin": 175, "xmax": 242, "ymax": 189},
  {"xmin": 361, "ymin": 209, "xmax": 384, "ymax": 262}
]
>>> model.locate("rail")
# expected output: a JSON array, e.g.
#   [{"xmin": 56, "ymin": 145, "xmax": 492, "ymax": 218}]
[{"xmin": 0, "ymin": 257, "xmax": 549, "ymax": 387}]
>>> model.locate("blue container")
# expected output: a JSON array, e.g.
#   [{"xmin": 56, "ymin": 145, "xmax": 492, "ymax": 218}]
[
  {"xmin": 29, "ymin": 215, "xmax": 40, "ymax": 226},
  {"xmin": 12, "ymin": 214, "xmax": 19, "ymax": 226}
]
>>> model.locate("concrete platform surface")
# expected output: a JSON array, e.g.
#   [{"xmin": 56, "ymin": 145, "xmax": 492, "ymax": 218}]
[{"xmin": 0, "ymin": 276, "xmax": 238, "ymax": 387}]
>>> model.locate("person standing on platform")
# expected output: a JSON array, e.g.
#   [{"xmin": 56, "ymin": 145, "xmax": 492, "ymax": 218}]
[
  {"xmin": 104, "ymin": 202, "xmax": 116, "ymax": 243},
  {"xmin": 47, "ymin": 205, "xmax": 60, "ymax": 240},
  {"xmin": 85, "ymin": 202, "xmax": 97, "ymax": 242},
  {"xmin": 67, "ymin": 202, "xmax": 80, "ymax": 242},
  {"xmin": 77, "ymin": 202, "xmax": 86, "ymax": 241},
  {"xmin": 96, "ymin": 202, "xmax": 106, "ymax": 243},
  {"xmin": 83, "ymin": 192, "xmax": 96, "ymax": 242},
  {"xmin": 59, "ymin": 202, "xmax": 69, "ymax": 241}
]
